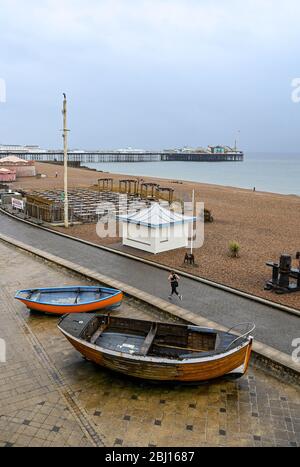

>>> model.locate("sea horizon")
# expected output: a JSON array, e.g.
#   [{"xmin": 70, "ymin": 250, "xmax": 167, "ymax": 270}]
[{"xmin": 85, "ymin": 152, "xmax": 300, "ymax": 196}]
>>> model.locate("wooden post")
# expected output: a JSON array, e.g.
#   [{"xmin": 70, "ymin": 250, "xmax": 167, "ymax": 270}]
[
  {"xmin": 190, "ymin": 189, "xmax": 195, "ymax": 255},
  {"xmin": 272, "ymin": 263, "xmax": 279, "ymax": 284},
  {"xmin": 62, "ymin": 93, "xmax": 69, "ymax": 228}
]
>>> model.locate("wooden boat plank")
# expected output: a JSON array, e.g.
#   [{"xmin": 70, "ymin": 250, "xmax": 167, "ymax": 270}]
[
  {"xmin": 138, "ymin": 323, "xmax": 158, "ymax": 356},
  {"xmin": 90, "ymin": 323, "xmax": 109, "ymax": 345},
  {"xmin": 154, "ymin": 343, "xmax": 207, "ymax": 353}
]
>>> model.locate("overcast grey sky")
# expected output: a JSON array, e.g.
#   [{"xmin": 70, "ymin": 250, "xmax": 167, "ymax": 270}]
[{"xmin": 0, "ymin": 0, "xmax": 300, "ymax": 151}]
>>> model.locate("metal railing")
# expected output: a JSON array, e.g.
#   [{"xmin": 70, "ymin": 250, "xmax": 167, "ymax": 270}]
[{"xmin": 225, "ymin": 322, "xmax": 256, "ymax": 351}]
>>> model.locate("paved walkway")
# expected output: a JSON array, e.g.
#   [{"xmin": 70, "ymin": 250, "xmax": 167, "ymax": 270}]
[
  {"xmin": 0, "ymin": 212, "xmax": 299, "ymax": 355},
  {"xmin": 1, "ymin": 242, "xmax": 300, "ymax": 447}
]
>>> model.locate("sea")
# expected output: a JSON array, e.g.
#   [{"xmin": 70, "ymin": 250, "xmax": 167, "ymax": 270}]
[{"xmin": 85, "ymin": 152, "xmax": 300, "ymax": 196}]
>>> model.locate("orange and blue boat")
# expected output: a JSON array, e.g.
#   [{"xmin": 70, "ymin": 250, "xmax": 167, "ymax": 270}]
[{"xmin": 15, "ymin": 286, "xmax": 123, "ymax": 315}]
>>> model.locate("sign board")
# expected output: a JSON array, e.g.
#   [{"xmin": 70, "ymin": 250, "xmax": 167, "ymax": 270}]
[{"xmin": 11, "ymin": 197, "xmax": 24, "ymax": 210}]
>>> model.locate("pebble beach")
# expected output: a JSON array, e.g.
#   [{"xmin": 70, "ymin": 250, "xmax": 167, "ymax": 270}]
[{"xmin": 13, "ymin": 162, "xmax": 300, "ymax": 310}]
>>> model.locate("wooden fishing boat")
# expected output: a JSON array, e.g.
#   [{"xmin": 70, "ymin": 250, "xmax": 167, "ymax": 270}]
[
  {"xmin": 15, "ymin": 286, "xmax": 123, "ymax": 315},
  {"xmin": 58, "ymin": 314, "xmax": 255, "ymax": 382}
]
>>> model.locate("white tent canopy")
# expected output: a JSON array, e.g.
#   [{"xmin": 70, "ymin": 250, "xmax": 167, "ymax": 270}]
[
  {"xmin": 0, "ymin": 155, "xmax": 29, "ymax": 164},
  {"xmin": 118, "ymin": 203, "xmax": 194, "ymax": 227},
  {"xmin": 118, "ymin": 203, "xmax": 195, "ymax": 254}
]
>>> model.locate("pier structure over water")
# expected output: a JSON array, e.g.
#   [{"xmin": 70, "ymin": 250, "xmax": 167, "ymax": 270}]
[
  {"xmin": 0, "ymin": 145, "xmax": 244, "ymax": 163},
  {"xmin": 0, "ymin": 150, "xmax": 244, "ymax": 163}
]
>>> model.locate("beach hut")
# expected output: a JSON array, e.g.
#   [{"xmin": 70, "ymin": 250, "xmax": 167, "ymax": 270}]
[
  {"xmin": 118, "ymin": 203, "xmax": 195, "ymax": 254},
  {"xmin": 0, "ymin": 168, "xmax": 16, "ymax": 182},
  {"xmin": 0, "ymin": 155, "xmax": 36, "ymax": 177}
]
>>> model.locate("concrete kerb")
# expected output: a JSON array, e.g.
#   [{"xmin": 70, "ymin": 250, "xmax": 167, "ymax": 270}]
[
  {"xmin": 1, "ymin": 208, "xmax": 300, "ymax": 318},
  {"xmin": 0, "ymin": 231, "xmax": 299, "ymax": 385}
]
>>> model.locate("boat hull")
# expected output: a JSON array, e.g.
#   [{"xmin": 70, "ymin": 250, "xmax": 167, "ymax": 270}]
[
  {"xmin": 62, "ymin": 331, "xmax": 252, "ymax": 382},
  {"xmin": 15, "ymin": 287, "xmax": 123, "ymax": 315}
]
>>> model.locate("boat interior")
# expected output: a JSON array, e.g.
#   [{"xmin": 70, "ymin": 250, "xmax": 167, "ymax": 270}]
[
  {"xmin": 17, "ymin": 287, "xmax": 114, "ymax": 304},
  {"xmin": 62, "ymin": 314, "xmax": 253, "ymax": 359}
]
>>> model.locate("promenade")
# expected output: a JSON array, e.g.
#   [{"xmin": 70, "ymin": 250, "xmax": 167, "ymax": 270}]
[{"xmin": 0, "ymin": 211, "xmax": 299, "ymax": 355}]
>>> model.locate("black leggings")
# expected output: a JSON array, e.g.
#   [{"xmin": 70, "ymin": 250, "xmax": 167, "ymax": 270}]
[{"xmin": 171, "ymin": 283, "xmax": 179, "ymax": 295}]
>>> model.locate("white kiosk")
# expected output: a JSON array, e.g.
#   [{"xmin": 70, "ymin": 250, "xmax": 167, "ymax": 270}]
[{"xmin": 118, "ymin": 203, "xmax": 195, "ymax": 254}]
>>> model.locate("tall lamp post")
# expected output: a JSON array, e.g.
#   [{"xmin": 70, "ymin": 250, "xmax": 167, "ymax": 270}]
[{"xmin": 62, "ymin": 93, "xmax": 69, "ymax": 228}]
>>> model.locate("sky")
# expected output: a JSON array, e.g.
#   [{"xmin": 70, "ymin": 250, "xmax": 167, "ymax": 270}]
[{"xmin": 0, "ymin": 0, "xmax": 300, "ymax": 152}]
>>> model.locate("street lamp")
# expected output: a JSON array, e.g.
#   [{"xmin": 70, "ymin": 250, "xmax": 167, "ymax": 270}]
[{"xmin": 62, "ymin": 93, "xmax": 69, "ymax": 228}]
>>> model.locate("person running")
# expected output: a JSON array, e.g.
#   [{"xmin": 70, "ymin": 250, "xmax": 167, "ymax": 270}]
[{"xmin": 168, "ymin": 271, "xmax": 182, "ymax": 300}]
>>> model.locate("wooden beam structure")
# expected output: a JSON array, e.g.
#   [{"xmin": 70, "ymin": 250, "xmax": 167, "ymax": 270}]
[
  {"xmin": 141, "ymin": 182, "xmax": 160, "ymax": 200},
  {"xmin": 98, "ymin": 178, "xmax": 113, "ymax": 192},
  {"xmin": 156, "ymin": 186, "xmax": 174, "ymax": 204},
  {"xmin": 119, "ymin": 179, "xmax": 138, "ymax": 195}
]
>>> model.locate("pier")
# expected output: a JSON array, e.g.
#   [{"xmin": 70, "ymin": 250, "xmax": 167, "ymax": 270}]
[
  {"xmin": 161, "ymin": 152, "xmax": 243, "ymax": 162},
  {"xmin": 0, "ymin": 150, "xmax": 244, "ymax": 163}
]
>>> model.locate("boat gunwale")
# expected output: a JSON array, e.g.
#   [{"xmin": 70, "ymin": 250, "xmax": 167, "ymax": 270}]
[
  {"xmin": 15, "ymin": 286, "xmax": 123, "ymax": 307},
  {"xmin": 58, "ymin": 325, "xmax": 252, "ymax": 365}
]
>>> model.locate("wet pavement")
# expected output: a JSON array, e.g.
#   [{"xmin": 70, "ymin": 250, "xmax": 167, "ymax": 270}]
[
  {"xmin": 0, "ymin": 241, "xmax": 300, "ymax": 447},
  {"xmin": 0, "ymin": 212, "xmax": 299, "ymax": 355}
]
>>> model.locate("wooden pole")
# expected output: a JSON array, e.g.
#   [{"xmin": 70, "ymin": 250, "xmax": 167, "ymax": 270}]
[
  {"xmin": 190, "ymin": 189, "xmax": 195, "ymax": 255},
  {"xmin": 62, "ymin": 93, "xmax": 69, "ymax": 228},
  {"xmin": 155, "ymin": 343, "xmax": 205, "ymax": 353}
]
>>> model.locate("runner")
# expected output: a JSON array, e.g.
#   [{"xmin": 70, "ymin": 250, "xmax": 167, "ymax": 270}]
[{"xmin": 168, "ymin": 271, "xmax": 182, "ymax": 300}]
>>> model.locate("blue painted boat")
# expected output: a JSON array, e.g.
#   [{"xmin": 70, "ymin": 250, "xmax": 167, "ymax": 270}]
[{"xmin": 15, "ymin": 286, "xmax": 123, "ymax": 315}]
